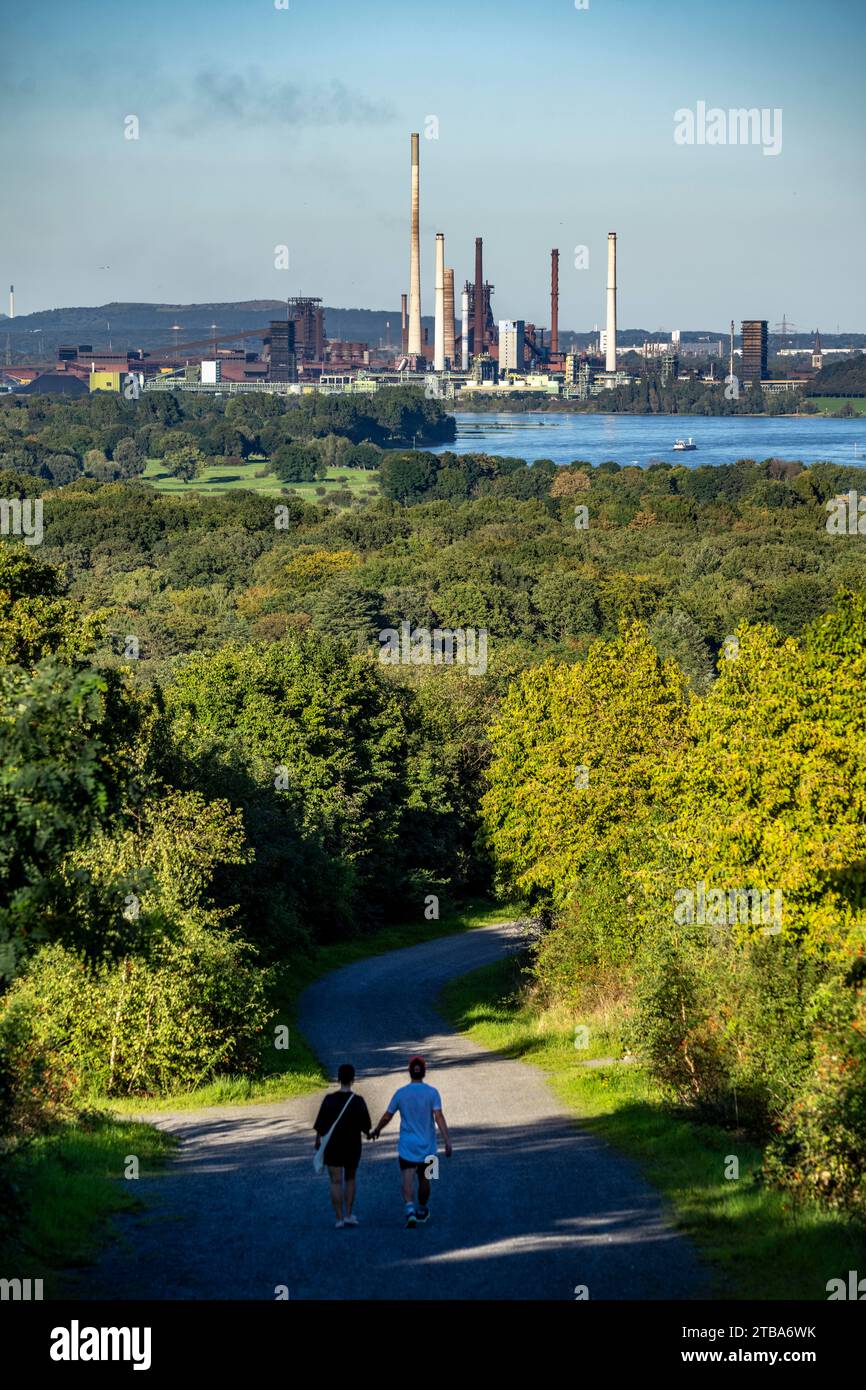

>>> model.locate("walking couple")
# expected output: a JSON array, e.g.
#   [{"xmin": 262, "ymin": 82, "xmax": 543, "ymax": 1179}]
[{"xmin": 313, "ymin": 1055, "xmax": 452, "ymax": 1229}]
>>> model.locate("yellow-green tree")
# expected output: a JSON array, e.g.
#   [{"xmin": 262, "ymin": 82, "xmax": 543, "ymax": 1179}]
[
  {"xmin": 656, "ymin": 613, "xmax": 866, "ymax": 957},
  {"xmin": 482, "ymin": 621, "xmax": 690, "ymax": 908}
]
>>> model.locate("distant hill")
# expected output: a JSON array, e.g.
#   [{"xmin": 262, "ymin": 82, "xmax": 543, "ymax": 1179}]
[
  {"xmin": 3, "ymin": 301, "xmax": 864, "ymax": 365},
  {"xmin": 0, "ymin": 301, "xmax": 434, "ymax": 360},
  {"xmin": 807, "ymin": 353, "xmax": 866, "ymax": 397}
]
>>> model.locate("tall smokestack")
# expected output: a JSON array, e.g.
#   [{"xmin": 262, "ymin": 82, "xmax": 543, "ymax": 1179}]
[
  {"xmin": 605, "ymin": 232, "xmax": 617, "ymax": 372},
  {"xmin": 8, "ymin": 285, "xmax": 13, "ymax": 320},
  {"xmin": 473, "ymin": 238, "xmax": 484, "ymax": 359},
  {"xmin": 550, "ymin": 250, "xmax": 559, "ymax": 356},
  {"xmin": 444, "ymin": 268, "xmax": 455, "ymax": 368},
  {"xmin": 401, "ymin": 293, "xmax": 408, "ymax": 356},
  {"xmin": 408, "ymin": 134, "xmax": 422, "ymax": 357},
  {"xmin": 434, "ymin": 233, "xmax": 445, "ymax": 371},
  {"xmin": 461, "ymin": 289, "xmax": 470, "ymax": 371}
]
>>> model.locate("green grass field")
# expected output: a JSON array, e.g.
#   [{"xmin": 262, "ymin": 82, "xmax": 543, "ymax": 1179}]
[
  {"xmin": 143, "ymin": 457, "xmax": 380, "ymax": 501},
  {"xmin": 805, "ymin": 396, "xmax": 866, "ymax": 416},
  {"xmin": 439, "ymin": 956, "xmax": 866, "ymax": 1301}
]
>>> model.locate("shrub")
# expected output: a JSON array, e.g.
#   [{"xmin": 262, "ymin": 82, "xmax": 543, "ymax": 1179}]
[
  {"xmin": 763, "ymin": 966, "xmax": 866, "ymax": 1218},
  {"xmin": 0, "ymin": 994, "xmax": 78, "ymax": 1143},
  {"xmin": 629, "ymin": 925, "xmax": 826, "ymax": 1130},
  {"xmin": 6, "ymin": 926, "xmax": 273, "ymax": 1098},
  {"xmin": 628, "ymin": 926, "xmax": 735, "ymax": 1113}
]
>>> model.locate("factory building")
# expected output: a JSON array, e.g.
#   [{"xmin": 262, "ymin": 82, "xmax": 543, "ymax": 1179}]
[
  {"xmin": 741, "ymin": 319, "xmax": 768, "ymax": 383},
  {"xmin": 89, "ymin": 370, "xmax": 123, "ymax": 392},
  {"xmin": 564, "ymin": 352, "xmax": 581, "ymax": 385},
  {"xmin": 472, "ymin": 354, "xmax": 499, "ymax": 385},
  {"xmin": 499, "ymin": 320, "xmax": 526, "ymax": 372},
  {"xmin": 661, "ymin": 350, "xmax": 679, "ymax": 384},
  {"xmin": 268, "ymin": 320, "xmax": 297, "ymax": 382},
  {"xmin": 287, "ymin": 297, "xmax": 324, "ymax": 363}
]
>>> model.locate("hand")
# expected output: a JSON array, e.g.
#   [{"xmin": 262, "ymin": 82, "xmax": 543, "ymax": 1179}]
[
  {"xmin": 445, "ymin": 1142, "xmax": 453, "ymax": 1158},
  {"xmin": 370, "ymin": 1128, "xmax": 379, "ymax": 1140}
]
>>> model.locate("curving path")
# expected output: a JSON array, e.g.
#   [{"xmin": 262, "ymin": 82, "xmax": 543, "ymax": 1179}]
[{"xmin": 74, "ymin": 924, "xmax": 710, "ymax": 1301}]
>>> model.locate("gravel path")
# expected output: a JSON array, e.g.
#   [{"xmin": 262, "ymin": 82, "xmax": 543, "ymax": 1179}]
[{"xmin": 74, "ymin": 924, "xmax": 710, "ymax": 1300}]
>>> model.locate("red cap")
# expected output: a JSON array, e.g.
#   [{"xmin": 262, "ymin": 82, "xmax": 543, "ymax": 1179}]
[{"xmin": 408, "ymin": 1055, "xmax": 426, "ymax": 1077}]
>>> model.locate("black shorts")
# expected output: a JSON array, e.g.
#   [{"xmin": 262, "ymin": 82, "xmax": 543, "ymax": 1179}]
[
  {"xmin": 399, "ymin": 1157, "xmax": 431, "ymax": 1173},
  {"xmin": 327, "ymin": 1163, "xmax": 357, "ymax": 1179},
  {"xmin": 324, "ymin": 1140, "xmax": 362, "ymax": 1174}
]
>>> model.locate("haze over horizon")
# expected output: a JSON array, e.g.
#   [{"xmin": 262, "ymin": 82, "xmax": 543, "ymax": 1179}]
[{"xmin": 2, "ymin": 0, "xmax": 864, "ymax": 331}]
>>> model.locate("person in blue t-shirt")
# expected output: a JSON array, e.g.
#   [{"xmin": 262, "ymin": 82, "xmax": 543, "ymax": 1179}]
[{"xmin": 371, "ymin": 1055, "xmax": 452, "ymax": 1227}]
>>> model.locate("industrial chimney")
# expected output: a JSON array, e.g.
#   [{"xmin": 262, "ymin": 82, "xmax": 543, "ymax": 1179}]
[
  {"xmin": 550, "ymin": 250, "xmax": 559, "ymax": 357},
  {"xmin": 401, "ymin": 293, "xmax": 408, "ymax": 357},
  {"xmin": 434, "ymin": 233, "xmax": 446, "ymax": 371},
  {"xmin": 8, "ymin": 285, "xmax": 14, "ymax": 320},
  {"xmin": 461, "ymin": 289, "xmax": 470, "ymax": 371},
  {"xmin": 444, "ymin": 268, "xmax": 455, "ymax": 369},
  {"xmin": 474, "ymin": 238, "xmax": 484, "ymax": 360},
  {"xmin": 605, "ymin": 233, "xmax": 617, "ymax": 373},
  {"xmin": 408, "ymin": 134, "xmax": 422, "ymax": 358}
]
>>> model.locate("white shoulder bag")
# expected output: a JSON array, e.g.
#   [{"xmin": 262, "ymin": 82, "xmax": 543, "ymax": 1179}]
[{"xmin": 313, "ymin": 1092, "xmax": 356, "ymax": 1175}]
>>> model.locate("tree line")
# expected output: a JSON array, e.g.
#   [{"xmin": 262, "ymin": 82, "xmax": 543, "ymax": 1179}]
[{"xmin": 0, "ymin": 388, "xmax": 454, "ymax": 487}]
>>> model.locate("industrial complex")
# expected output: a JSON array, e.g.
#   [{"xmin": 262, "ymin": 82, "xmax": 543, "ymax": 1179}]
[{"xmin": 1, "ymin": 135, "xmax": 847, "ymax": 401}]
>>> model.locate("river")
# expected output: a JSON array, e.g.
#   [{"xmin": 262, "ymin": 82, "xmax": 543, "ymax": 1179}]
[{"xmin": 433, "ymin": 413, "xmax": 866, "ymax": 468}]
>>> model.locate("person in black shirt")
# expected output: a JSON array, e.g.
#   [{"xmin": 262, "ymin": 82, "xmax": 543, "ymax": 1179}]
[{"xmin": 313, "ymin": 1063, "xmax": 373, "ymax": 1228}]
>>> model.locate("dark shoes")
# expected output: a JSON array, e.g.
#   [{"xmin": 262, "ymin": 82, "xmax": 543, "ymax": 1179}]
[{"xmin": 415, "ymin": 1207, "xmax": 430, "ymax": 1224}]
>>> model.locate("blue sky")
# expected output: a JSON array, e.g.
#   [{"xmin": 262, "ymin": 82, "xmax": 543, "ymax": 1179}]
[{"xmin": 2, "ymin": 0, "xmax": 864, "ymax": 330}]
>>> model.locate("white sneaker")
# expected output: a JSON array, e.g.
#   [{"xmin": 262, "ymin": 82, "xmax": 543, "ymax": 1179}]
[
  {"xmin": 335, "ymin": 1218, "xmax": 345, "ymax": 1229},
  {"xmin": 344, "ymin": 1215, "xmax": 359, "ymax": 1227}
]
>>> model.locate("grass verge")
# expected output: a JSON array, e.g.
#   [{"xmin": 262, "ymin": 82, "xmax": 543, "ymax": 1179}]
[
  {"xmin": 439, "ymin": 955, "xmax": 866, "ymax": 1301},
  {"xmin": 0, "ymin": 1115, "xmax": 175, "ymax": 1295}
]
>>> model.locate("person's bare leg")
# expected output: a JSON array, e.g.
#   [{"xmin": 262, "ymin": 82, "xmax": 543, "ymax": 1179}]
[
  {"xmin": 344, "ymin": 1174, "xmax": 356, "ymax": 1217},
  {"xmin": 417, "ymin": 1171, "xmax": 431, "ymax": 1209},
  {"xmin": 401, "ymin": 1167, "xmax": 415, "ymax": 1206},
  {"xmin": 328, "ymin": 1167, "xmax": 344, "ymax": 1221}
]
